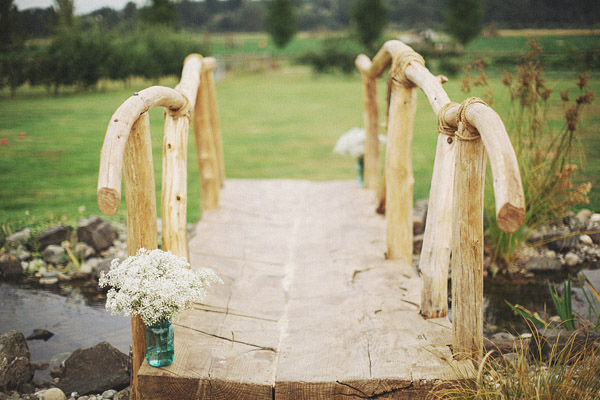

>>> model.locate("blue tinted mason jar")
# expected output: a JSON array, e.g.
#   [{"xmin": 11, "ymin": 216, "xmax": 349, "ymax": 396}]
[{"xmin": 145, "ymin": 320, "xmax": 174, "ymax": 367}]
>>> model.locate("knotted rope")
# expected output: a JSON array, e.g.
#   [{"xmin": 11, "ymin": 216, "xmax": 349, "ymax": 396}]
[
  {"xmin": 385, "ymin": 47, "xmax": 426, "ymax": 123},
  {"xmin": 455, "ymin": 97, "xmax": 488, "ymax": 141},
  {"xmin": 437, "ymin": 102, "xmax": 459, "ymax": 138}
]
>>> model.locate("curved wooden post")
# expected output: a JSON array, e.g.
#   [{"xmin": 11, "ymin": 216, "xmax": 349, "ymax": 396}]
[
  {"xmin": 355, "ymin": 55, "xmax": 380, "ymax": 190},
  {"xmin": 204, "ymin": 57, "xmax": 226, "ymax": 187},
  {"xmin": 193, "ymin": 59, "xmax": 220, "ymax": 211},
  {"xmin": 385, "ymin": 82, "xmax": 416, "ymax": 262},
  {"xmin": 450, "ymin": 98, "xmax": 525, "ymax": 359},
  {"xmin": 451, "ymin": 119, "xmax": 486, "ymax": 360},
  {"xmin": 123, "ymin": 113, "xmax": 158, "ymax": 400}
]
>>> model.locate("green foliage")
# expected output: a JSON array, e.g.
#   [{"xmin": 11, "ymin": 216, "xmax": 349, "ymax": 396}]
[
  {"xmin": 505, "ymin": 301, "xmax": 549, "ymax": 329},
  {"xmin": 53, "ymin": 0, "xmax": 74, "ymax": 31},
  {"xmin": 431, "ymin": 329, "xmax": 600, "ymax": 399},
  {"xmin": 0, "ymin": 0, "xmax": 23, "ymax": 52},
  {"xmin": 139, "ymin": 0, "xmax": 177, "ymax": 29},
  {"xmin": 445, "ymin": 0, "xmax": 483, "ymax": 45},
  {"xmin": 461, "ymin": 39, "xmax": 595, "ymax": 267},
  {"xmin": 298, "ymin": 36, "xmax": 365, "ymax": 74},
  {"xmin": 350, "ymin": 0, "xmax": 388, "ymax": 53},
  {"xmin": 266, "ymin": 0, "xmax": 297, "ymax": 49},
  {"xmin": 548, "ymin": 276, "xmax": 576, "ymax": 330}
]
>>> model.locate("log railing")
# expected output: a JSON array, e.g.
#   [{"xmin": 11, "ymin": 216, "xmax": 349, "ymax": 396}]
[
  {"xmin": 356, "ymin": 40, "xmax": 525, "ymax": 359},
  {"xmin": 96, "ymin": 54, "xmax": 224, "ymax": 399}
]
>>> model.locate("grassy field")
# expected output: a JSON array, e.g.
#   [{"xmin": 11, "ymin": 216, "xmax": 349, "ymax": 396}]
[{"xmin": 1, "ymin": 31, "xmax": 599, "ymax": 231}]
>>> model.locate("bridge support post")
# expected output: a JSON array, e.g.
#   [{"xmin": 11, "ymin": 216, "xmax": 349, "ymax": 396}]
[
  {"xmin": 451, "ymin": 112, "xmax": 486, "ymax": 360},
  {"xmin": 385, "ymin": 82, "xmax": 416, "ymax": 262},
  {"xmin": 123, "ymin": 113, "xmax": 159, "ymax": 399}
]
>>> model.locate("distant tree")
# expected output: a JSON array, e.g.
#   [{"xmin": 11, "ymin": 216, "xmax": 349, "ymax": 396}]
[
  {"xmin": 139, "ymin": 0, "xmax": 176, "ymax": 29},
  {"xmin": 266, "ymin": 0, "xmax": 296, "ymax": 49},
  {"xmin": 0, "ymin": 0, "xmax": 24, "ymax": 52},
  {"xmin": 350, "ymin": 0, "xmax": 388, "ymax": 53},
  {"xmin": 445, "ymin": 0, "xmax": 483, "ymax": 45},
  {"xmin": 53, "ymin": 0, "xmax": 74, "ymax": 30}
]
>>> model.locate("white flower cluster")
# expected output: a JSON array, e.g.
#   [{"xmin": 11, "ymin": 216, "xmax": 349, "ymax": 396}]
[
  {"xmin": 333, "ymin": 127, "xmax": 387, "ymax": 159},
  {"xmin": 98, "ymin": 248, "xmax": 222, "ymax": 326}
]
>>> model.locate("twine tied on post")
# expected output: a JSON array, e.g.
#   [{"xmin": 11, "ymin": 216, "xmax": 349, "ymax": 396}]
[{"xmin": 456, "ymin": 97, "xmax": 488, "ymax": 141}]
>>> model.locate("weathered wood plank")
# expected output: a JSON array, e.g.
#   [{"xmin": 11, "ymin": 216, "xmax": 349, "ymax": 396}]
[{"xmin": 138, "ymin": 180, "xmax": 465, "ymax": 399}]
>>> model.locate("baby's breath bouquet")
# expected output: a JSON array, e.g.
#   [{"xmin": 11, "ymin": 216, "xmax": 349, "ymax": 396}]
[
  {"xmin": 99, "ymin": 248, "xmax": 222, "ymax": 326},
  {"xmin": 333, "ymin": 127, "xmax": 387, "ymax": 159}
]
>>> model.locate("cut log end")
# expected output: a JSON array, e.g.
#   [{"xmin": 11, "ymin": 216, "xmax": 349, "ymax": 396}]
[
  {"xmin": 421, "ymin": 309, "xmax": 448, "ymax": 319},
  {"xmin": 496, "ymin": 202, "xmax": 526, "ymax": 233},
  {"xmin": 98, "ymin": 187, "xmax": 121, "ymax": 215}
]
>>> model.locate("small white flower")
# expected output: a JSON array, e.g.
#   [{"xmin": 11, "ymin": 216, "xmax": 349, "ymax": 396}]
[
  {"xmin": 333, "ymin": 127, "xmax": 386, "ymax": 159},
  {"xmin": 98, "ymin": 248, "xmax": 222, "ymax": 326}
]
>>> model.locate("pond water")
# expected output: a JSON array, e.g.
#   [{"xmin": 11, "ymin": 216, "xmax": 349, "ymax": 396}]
[
  {"xmin": 0, "ymin": 281, "xmax": 131, "ymax": 382},
  {"xmin": 1, "ymin": 268, "xmax": 598, "ymax": 383}
]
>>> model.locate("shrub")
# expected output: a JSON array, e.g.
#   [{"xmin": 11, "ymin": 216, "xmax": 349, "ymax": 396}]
[
  {"xmin": 298, "ymin": 36, "xmax": 365, "ymax": 74},
  {"xmin": 463, "ymin": 39, "xmax": 594, "ymax": 268}
]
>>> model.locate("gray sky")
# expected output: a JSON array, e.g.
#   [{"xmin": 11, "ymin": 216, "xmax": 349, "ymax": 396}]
[{"xmin": 14, "ymin": 0, "xmax": 147, "ymax": 14}]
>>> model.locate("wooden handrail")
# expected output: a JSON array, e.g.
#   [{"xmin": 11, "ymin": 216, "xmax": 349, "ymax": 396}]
[
  {"xmin": 356, "ymin": 40, "xmax": 525, "ymax": 359},
  {"xmin": 97, "ymin": 54, "xmax": 223, "ymax": 399}
]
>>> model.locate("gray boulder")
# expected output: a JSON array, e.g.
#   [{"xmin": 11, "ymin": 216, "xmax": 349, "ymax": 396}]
[
  {"xmin": 544, "ymin": 229, "xmax": 579, "ymax": 253},
  {"xmin": 5, "ymin": 228, "xmax": 31, "ymax": 247},
  {"xmin": 42, "ymin": 245, "xmax": 67, "ymax": 265},
  {"xmin": 77, "ymin": 216, "xmax": 118, "ymax": 253},
  {"xmin": 0, "ymin": 254, "xmax": 23, "ymax": 280},
  {"xmin": 522, "ymin": 254, "xmax": 562, "ymax": 272},
  {"xmin": 92, "ymin": 257, "xmax": 118, "ymax": 281},
  {"xmin": 0, "ymin": 331, "xmax": 34, "ymax": 391},
  {"xmin": 56, "ymin": 342, "xmax": 130, "ymax": 396},
  {"xmin": 35, "ymin": 225, "xmax": 69, "ymax": 250}
]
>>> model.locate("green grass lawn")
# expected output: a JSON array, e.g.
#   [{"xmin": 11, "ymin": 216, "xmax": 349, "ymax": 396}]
[{"xmin": 1, "ymin": 44, "xmax": 598, "ymax": 231}]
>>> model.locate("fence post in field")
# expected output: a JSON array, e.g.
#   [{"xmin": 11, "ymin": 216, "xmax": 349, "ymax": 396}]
[
  {"xmin": 193, "ymin": 57, "xmax": 220, "ymax": 211},
  {"xmin": 355, "ymin": 55, "xmax": 380, "ymax": 190},
  {"xmin": 450, "ymin": 97, "xmax": 525, "ymax": 359},
  {"xmin": 123, "ymin": 112, "xmax": 158, "ymax": 400},
  {"xmin": 98, "ymin": 53, "xmax": 221, "ymax": 398},
  {"xmin": 204, "ymin": 58, "xmax": 226, "ymax": 187}
]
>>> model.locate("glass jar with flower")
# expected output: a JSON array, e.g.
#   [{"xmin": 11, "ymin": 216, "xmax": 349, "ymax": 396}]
[
  {"xmin": 99, "ymin": 248, "xmax": 222, "ymax": 367},
  {"xmin": 333, "ymin": 127, "xmax": 386, "ymax": 186}
]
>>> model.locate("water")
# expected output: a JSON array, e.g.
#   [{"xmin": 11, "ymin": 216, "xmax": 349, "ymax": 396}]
[{"xmin": 0, "ymin": 281, "xmax": 131, "ymax": 382}]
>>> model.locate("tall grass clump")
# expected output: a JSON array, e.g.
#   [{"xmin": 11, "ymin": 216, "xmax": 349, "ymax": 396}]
[
  {"xmin": 429, "ymin": 329, "xmax": 600, "ymax": 399},
  {"xmin": 464, "ymin": 38, "xmax": 594, "ymax": 268}
]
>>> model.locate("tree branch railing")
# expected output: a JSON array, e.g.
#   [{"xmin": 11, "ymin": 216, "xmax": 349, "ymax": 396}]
[
  {"xmin": 356, "ymin": 40, "xmax": 525, "ymax": 359},
  {"xmin": 96, "ymin": 54, "xmax": 224, "ymax": 399}
]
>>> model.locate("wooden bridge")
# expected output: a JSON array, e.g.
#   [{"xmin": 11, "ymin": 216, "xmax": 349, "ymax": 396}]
[{"xmin": 97, "ymin": 42, "xmax": 525, "ymax": 399}]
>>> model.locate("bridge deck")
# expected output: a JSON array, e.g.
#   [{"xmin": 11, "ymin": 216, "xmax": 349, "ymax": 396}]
[{"xmin": 138, "ymin": 179, "xmax": 460, "ymax": 399}]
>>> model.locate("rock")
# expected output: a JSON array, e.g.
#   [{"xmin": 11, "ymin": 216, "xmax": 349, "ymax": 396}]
[
  {"xmin": 0, "ymin": 331, "xmax": 34, "ymax": 391},
  {"xmin": 491, "ymin": 332, "xmax": 514, "ymax": 341},
  {"xmin": 522, "ymin": 255, "xmax": 562, "ymax": 272},
  {"xmin": 77, "ymin": 216, "xmax": 118, "ymax": 253},
  {"xmin": 26, "ymin": 329, "xmax": 54, "ymax": 342},
  {"xmin": 42, "ymin": 388, "xmax": 66, "ymax": 400},
  {"xmin": 5, "ymin": 228, "xmax": 31, "ymax": 247},
  {"xmin": 74, "ymin": 258, "xmax": 99, "ymax": 279},
  {"xmin": 19, "ymin": 382, "xmax": 35, "ymax": 394},
  {"xmin": 24, "ymin": 259, "xmax": 46, "ymax": 275},
  {"xmin": 565, "ymin": 252, "xmax": 582, "ymax": 268},
  {"xmin": 40, "ymin": 271, "xmax": 59, "ymax": 285},
  {"xmin": 0, "ymin": 255, "xmax": 23, "ymax": 281},
  {"xmin": 102, "ymin": 389, "xmax": 117, "ymax": 399},
  {"xmin": 590, "ymin": 213, "xmax": 600, "ymax": 225},
  {"xmin": 92, "ymin": 258, "xmax": 117, "ymax": 281},
  {"xmin": 544, "ymin": 229, "xmax": 579, "ymax": 253},
  {"xmin": 580, "ymin": 234, "xmax": 594, "ymax": 246},
  {"xmin": 413, "ymin": 209, "xmax": 426, "ymax": 236},
  {"xmin": 56, "ymin": 342, "xmax": 130, "ymax": 396},
  {"xmin": 14, "ymin": 245, "xmax": 32, "ymax": 262},
  {"xmin": 576, "ymin": 209, "xmax": 593, "ymax": 226},
  {"xmin": 42, "ymin": 245, "xmax": 67, "ymax": 265},
  {"xmin": 73, "ymin": 243, "xmax": 95, "ymax": 260},
  {"xmin": 35, "ymin": 225, "xmax": 69, "ymax": 251},
  {"xmin": 413, "ymin": 234, "xmax": 424, "ymax": 255},
  {"xmin": 115, "ymin": 387, "xmax": 130, "ymax": 400}
]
